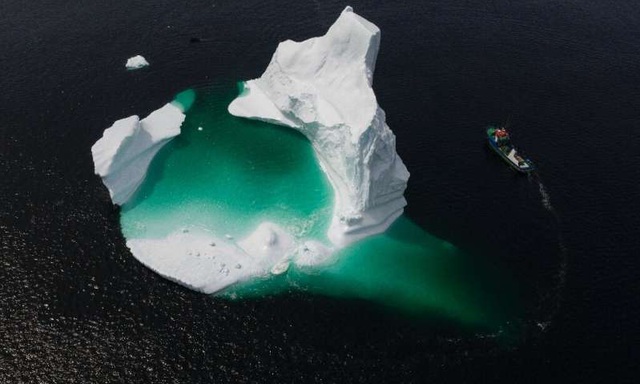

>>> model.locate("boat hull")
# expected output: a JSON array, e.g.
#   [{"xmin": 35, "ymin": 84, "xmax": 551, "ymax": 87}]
[{"xmin": 486, "ymin": 127, "xmax": 535, "ymax": 173}]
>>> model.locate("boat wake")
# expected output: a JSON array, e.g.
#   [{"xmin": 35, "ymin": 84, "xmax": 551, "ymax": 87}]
[
  {"xmin": 537, "ymin": 180, "xmax": 553, "ymax": 212},
  {"xmin": 529, "ymin": 172, "xmax": 568, "ymax": 332}
]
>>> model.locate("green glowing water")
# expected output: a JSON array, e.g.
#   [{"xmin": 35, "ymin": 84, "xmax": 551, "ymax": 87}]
[
  {"xmin": 223, "ymin": 216, "xmax": 517, "ymax": 328},
  {"xmin": 121, "ymin": 83, "xmax": 519, "ymax": 331},
  {"xmin": 121, "ymin": 84, "xmax": 332, "ymax": 241},
  {"xmin": 172, "ymin": 89, "xmax": 196, "ymax": 112}
]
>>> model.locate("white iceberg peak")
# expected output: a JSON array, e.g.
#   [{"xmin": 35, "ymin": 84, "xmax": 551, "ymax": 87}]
[
  {"xmin": 229, "ymin": 6, "xmax": 409, "ymax": 246},
  {"xmin": 125, "ymin": 55, "xmax": 149, "ymax": 70},
  {"xmin": 91, "ymin": 103, "xmax": 185, "ymax": 205}
]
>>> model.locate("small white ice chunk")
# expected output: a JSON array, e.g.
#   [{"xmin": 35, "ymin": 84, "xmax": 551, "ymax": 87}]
[
  {"xmin": 238, "ymin": 222, "xmax": 295, "ymax": 267},
  {"xmin": 294, "ymin": 241, "xmax": 334, "ymax": 268},
  {"xmin": 125, "ymin": 55, "xmax": 150, "ymax": 70}
]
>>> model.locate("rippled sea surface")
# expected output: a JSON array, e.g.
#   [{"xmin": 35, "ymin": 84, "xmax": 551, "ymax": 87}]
[{"xmin": 1, "ymin": 0, "xmax": 638, "ymax": 382}]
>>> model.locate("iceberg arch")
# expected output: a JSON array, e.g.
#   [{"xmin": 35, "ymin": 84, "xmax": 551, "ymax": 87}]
[{"xmin": 229, "ymin": 6, "xmax": 410, "ymax": 247}]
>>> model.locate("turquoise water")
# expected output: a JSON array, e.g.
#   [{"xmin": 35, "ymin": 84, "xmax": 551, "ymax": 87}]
[
  {"xmin": 172, "ymin": 89, "xmax": 196, "ymax": 112},
  {"xmin": 121, "ymin": 84, "xmax": 333, "ymax": 241},
  {"xmin": 121, "ymin": 84, "xmax": 519, "ymax": 331},
  {"xmin": 224, "ymin": 216, "xmax": 518, "ymax": 329}
]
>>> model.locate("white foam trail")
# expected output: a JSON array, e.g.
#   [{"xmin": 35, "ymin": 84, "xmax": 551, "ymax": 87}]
[
  {"xmin": 529, "ymin": 172, "xmax": 568, "ymax": 333},
  {"xmin": 529, "ymin": 172, "xmax": 553, "ymax": 212},
  {"xmin": 538, "ymin": 181, "xmax": 553, "ymax": 212}
]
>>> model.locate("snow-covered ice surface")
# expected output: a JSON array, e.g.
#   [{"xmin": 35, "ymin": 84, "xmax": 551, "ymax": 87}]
[
  {"xmin": 91, "ymin": 102, "xmax": 185, "ymax": 205},
  {"xmin": 229, "ymin": 6, "xmax": 410, "ymax": 247},
  {"xmin": 125, "ymin": 55, "xmax": 149, "ymax": 70},
  {"xmin": 127, "ymin": 222, "xmax": 335, "ymax": 294}
]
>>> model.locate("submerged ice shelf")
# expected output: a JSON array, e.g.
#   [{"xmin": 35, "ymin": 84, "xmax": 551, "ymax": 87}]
[{"xmin": 229, "ymin": 6, "xmax": 410, "ymax": 247}]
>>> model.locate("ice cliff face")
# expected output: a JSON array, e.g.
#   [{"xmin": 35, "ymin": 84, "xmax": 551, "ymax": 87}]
[
  {"xmin": 91, "ymin": 103, "xmax": 185, "ymax": 205},
  {"xmin": 228, "ymin": 6, "xmax": 409, "ymax": 246}
]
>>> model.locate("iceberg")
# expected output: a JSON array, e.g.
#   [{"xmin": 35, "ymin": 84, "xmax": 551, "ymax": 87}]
[
  {"xmin": 93, "ymin": 7, "xmax": 409, "ymax": 296},
  {"xmin": 229, "ymin": 6, "xmax": 410, "ymax": 247},
  {"xmin": 125, "ymin": 55, "xmax": 149, "ymax": 70},
  {"xmin": 91, "ymin": 103, "xmax": 185, "ymax": 205}
]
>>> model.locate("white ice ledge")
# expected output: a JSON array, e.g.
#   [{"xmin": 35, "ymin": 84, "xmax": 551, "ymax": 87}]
[
  {"xmin": 91, "ymin": 103, "xmax": 185, "ymax": 205},
  {"xmin": 127, "ymin": 223, "xmax": 333, "ymax": 294},
  {"xmin": 228, "ymin": 6, "xmax": 410, "ymax": 247}
]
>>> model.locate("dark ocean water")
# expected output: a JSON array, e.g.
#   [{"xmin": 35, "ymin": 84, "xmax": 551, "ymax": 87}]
[{"xmin": 1, "ymin": 0, "xmax": 639, "ymax": 382}]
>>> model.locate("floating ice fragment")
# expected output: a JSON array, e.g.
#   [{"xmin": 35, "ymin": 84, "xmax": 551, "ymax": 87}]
[
  {"xmin": 294, "ymin": 241, "xmax": 334, "ymax": 268},
  {"xmin": 125, "ymin": 55, "xmax": 149, "ymax": 70},
  {"xmin": 271, "ymin": 260, "xmax": 290, "ymax": 275}
]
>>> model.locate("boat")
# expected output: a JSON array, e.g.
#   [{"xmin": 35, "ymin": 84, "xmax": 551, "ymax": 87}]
[{"xmin": 486, "ymin": 125, "xmax": 535, "ymax": 173}]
